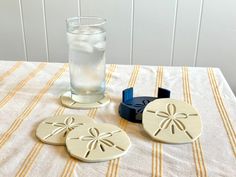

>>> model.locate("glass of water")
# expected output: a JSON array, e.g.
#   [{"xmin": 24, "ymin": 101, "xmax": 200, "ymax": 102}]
[{"xmin": 66, "ymin": 17, "xmax": 106, "ymax": 103}]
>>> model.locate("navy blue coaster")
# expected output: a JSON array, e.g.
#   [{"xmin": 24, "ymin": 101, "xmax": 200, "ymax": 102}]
[{"xmin": 119, "ymin": 87, "xmax": 171, "ymax": 123}]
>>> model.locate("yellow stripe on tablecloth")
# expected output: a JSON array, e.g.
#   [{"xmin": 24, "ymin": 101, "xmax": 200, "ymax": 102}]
[
  {"xmin": 152, "ymin": 66, "xmax": 164, "ymax": 177},
  {"xmin": 106, "ymin": 160, "xmax": 113, "ymax": 177},
  {"xmin": 182, "ymin": 67, "xmax": 201, "ymax": 177},
  {"xmin": 182, "ymin": 67, "xmax": 208, "ymax": 177},
  {"xmin": 114, "ymin": 159, "xmax": 120, "ymax": 177},
  {"xmin": 68, "ymin": 158, "xmax": 78, "ymax": 175},
  {"xmin": 0, "ymin": 61, "xmax": 23, "ymax": 82},
  {"xmin": 15, "ymin": 106, "xmax": 66, "ymax": 177},
  {"xmin": 106, "ymin": 160, "xmax": 115, "ymax": 177},
  {"xmin": 68, "ymin": 159, "xmax": 78, "ymax": 177},
  {"xmin": 60, "ymin": 157, "xmax": 72, "ymax": 177},
  {"xmin": 155, "ymin": 143, "xmax": 159, "ymax": 177},
  {"xmin": 61, "ymin": 158, "xmax": 74, "ymax": 177},
  {"xmin": 15, "ymin": 142, "xmax": 44, "ymax": 177},
  {"xmin": 208, "ymin": 68, "xmax": 236, "ymax": 156},
  {"xmin": 61, "ymin": 158, "xmax": 78, "ymax": 177},
  {"xmin": 156, "ymin": 143, "xmax": 161, "ymax": 177},
  {"xmin": 129, "ymin": 65, "xmax": 140, "ymax": 87},
  {"xmin": 55, "ymin": 106, "xmax": 66, "ymax": 116},
  {"xmin": 60, "ymin": 64, "xmax": 117, "ymax": 177},
  {"xmin": 106, "ymin": 64, "xmax": 116, "ymax": 84},
  {"xmin": 211, "ymin": 71, "xmax": 236, "ymax": 139},
  {"xmin": 0, "ymin": 63, "xmax": 46, "ymax": 108},
  {"xmin": 210, "ymin": 69, "xmax": 236, "ymax": 140},
  {"xmin": 159, "ymin": 143, "xmax": 163, "ymax": 177},
  {"xmin": 209, "ymin": 69, "xmax": 236, "ymax": 143},
  {"xmin": 152, "ymin": 142, "xmax": 155, "ymax": 177},
  {"xmin": 0, "ymin": 64, "xmax": 68, "ymax": 149},
  {"xmin": 154, "ymin": 140, "xmax": 163, "ymax": 177},
  {"xmin": 106, "ymin": 65, "xmax": 140, "ymax": 177}
]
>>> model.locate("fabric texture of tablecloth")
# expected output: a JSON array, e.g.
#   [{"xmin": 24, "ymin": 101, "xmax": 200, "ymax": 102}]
[{"xmin": 0, "ymin": 61, "xmax": 235, "ymax": 177}]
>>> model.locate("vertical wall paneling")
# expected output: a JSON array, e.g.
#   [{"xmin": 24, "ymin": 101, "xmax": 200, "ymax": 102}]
[
  {"xmin": 170, "ymin": 0, "xmax": 178, "ymax": 66},
  {"xmin": 196, "ymin": 0, "xmax": 236, "ymax": 91},
  {"xmin": 19, "ymin": 0, "xmax": 28, "ymax": 61},
  {"xmin": 45, "ymin": 0, "xmax": 78, "ymax": 63},
  {"xmin": 0, "ymin": 0, "xmax": 25, "ymax": 61},
  {"xmin": 20, "ymin": 0, "xmax": 48, "ymax": 62},
  {"xmin": 133, "ymin": 0, "xmax": 176, "ymax": 65},
  {"xmin": 172, "ymin": 0, "xmax": 202, "ymax": 66},
  {"xmin": 193, "ymin": 0, "xmax": 204, "ymax": 66},
  {"xmin": 80, "ymin": 0, "xmax": 133, "ymax": 64},
  {"xmin": 0, "ymin": 0, "xmax": 236, "ymax": 92},
  {"xmin": 78, "ymin": 0, "xmax": 81, "ymax": 16},
  {"xmin": 42, "ymin": 0, "xmax": 49, "ymax": 62},
  {"xmin": 130, "ymin": 0, "xmax": 135, "ymax": 64}
]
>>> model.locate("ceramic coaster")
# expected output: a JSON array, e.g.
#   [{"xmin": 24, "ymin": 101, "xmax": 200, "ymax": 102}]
[
  {"xmin": 142, "ymin": 99, "xmax": 202, "ymax": 144},
  {"xmin": 60, "ymin": 91, "xmax": 110, "ymax": 109},
  {"xmin": 36, "ymin": 115, "xmax": 94, "ymax": 145},
  {"xmin": 66, "ymin": 123, "xmax": 131, "ymax": 162}
]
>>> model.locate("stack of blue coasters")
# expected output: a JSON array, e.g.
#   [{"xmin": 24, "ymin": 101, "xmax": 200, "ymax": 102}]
[{"xmin": 119, "ymin": 87, "xmax": 170, "ymax": 123}]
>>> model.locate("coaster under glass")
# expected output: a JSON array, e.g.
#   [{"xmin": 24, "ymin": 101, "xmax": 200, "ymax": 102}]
[{"xmin": 60, "ymin": 91, "xmax": 110, "ymax": 109}]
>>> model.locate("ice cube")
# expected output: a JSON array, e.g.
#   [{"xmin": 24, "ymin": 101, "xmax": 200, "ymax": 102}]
[
  {"xmin": 70, "ymin": 41, "xmax": 94, "ymax": 53},
  {"xmin": 94, "ymin": 41, "xmax": 106, "ymax": 51},
  {"xmin": 67, "ymin": 32, "xmax": 89, "ymax": 43}
]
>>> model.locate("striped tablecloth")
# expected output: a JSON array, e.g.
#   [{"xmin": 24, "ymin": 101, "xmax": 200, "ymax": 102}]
[{"xmin": 0, "ymin": 61, "xmax": 235, "ymax": 177}]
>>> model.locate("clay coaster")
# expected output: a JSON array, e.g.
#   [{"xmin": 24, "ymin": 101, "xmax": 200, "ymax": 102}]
[
  {"xmin": 66, "ymin": 123, "xmax": 131, "ymax": 162},
  {"xmin": 60, "ymin": 91, "xmax": 110, "ymax": 109},
  {"xmin": 36, "ymin": 115, "xmax": 94, "ymax": 145},
  {"xmin": 142, "ymin": 99, "xmax": 202, "ymax": 144}
]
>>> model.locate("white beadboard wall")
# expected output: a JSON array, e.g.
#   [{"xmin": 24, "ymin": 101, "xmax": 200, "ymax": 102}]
[{"xmin": 0, "ymin": 0, "xmax": 235, "ymax": 92}]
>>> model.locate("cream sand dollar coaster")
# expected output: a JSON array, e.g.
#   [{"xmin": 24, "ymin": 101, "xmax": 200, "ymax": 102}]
[
  {"xmin": 142, "ymin": 99, "xmax": 202, "ymax": 144},
  {"xmin": 66, "ymin": 123, "xmax": 131, "ymax": 162},
  {"xmin": 60, "ymin": 91, "xmax": 110, "ymax": 109},
  {"xmin": 36, "ymin": 115, "xmax": 94, "ymax": 145}
]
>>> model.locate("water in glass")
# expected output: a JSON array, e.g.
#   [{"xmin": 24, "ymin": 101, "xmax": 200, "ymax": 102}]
[{"xmin": 67, "ymin": 26, "xmax": 106, "ymax": 103}]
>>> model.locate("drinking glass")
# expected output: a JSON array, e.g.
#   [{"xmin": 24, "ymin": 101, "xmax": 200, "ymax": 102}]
[{"xmin": 66, "ymin": 17, "xmax": 106, "ymax": 103}]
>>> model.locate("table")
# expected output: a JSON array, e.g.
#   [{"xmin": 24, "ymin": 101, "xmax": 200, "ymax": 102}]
[{"xmin": 0, "ymin": 61, "xmax": 235, "ymax": 177}]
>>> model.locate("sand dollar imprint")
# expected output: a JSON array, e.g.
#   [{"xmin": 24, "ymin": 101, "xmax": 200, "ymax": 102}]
[
  {"xmin": 66, "ymin": 123, "xmax": 131, "ymax": 162},
  {"xmin": 142, "ymin": 99, "xmax": 202, "ymax": 144},
  {"xmin": 36, "ymin": 115, "xmax": 94, "ymax": 145}
]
